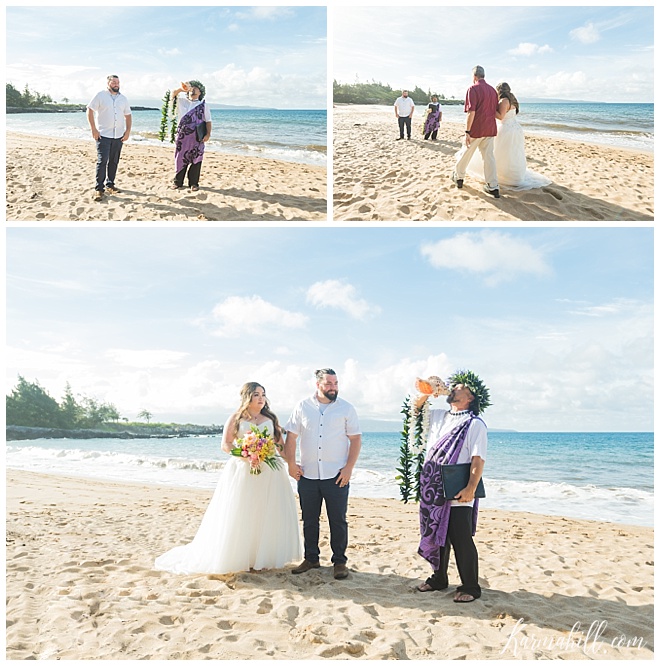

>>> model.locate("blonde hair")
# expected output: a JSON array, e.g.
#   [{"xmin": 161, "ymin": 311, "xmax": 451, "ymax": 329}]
[{"xmin": 231, "ymin": 382, "xmax": 282, "ymax": 442}]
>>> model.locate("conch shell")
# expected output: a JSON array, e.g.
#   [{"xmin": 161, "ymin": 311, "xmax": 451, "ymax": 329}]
[{"xmin": 416, "ymin": 376, "xmax": 449, "ymax": 397}]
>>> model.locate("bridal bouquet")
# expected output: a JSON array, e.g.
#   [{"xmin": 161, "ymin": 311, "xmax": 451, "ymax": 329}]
[{"xmin": 231, "ymin": 424, "xmax": 282, "ymax": 475}]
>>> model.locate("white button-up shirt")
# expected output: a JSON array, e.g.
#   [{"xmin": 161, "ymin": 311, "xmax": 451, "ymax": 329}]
[
  {"xmin": 394, "ymin": 96, "xmax": 415, "ymax": 117},
  {"xmin": 285, "ymin": 395, "xmax": 361, "ymax": 480},
  {"xmin": 87, "ymin": 91, "xmax": 132, "ymax": 139}
]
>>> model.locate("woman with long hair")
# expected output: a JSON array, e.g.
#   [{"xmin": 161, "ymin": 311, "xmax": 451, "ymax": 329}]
[
  {"xmin": 468, "ymin": 82, "xmax": 551, "ymax": 190},
  {"xmin": 155, "ymin": 382, "xmax": 301, "ymax": 574}
]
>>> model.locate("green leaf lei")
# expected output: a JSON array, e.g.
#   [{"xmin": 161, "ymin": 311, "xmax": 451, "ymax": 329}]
[
  {"xmin": 157, "ymin": 90, "xmax": 178, "ymax": 143},
  {"xmin": 397, "ymin": 396, "xmax": 427, "ymax": 503}
]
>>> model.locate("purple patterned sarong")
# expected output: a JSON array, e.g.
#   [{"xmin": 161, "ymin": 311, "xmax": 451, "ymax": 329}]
[
  {"xmin": 423, "ymin": 103, "xmax": 441, "ymax": 135},
  {"xmin": 174, "ymin": 101, "xmax": 206, "ymax": 173},
  {"xmin": 418, "ymin": 415, "xmax": 481, "ymax": 569}
]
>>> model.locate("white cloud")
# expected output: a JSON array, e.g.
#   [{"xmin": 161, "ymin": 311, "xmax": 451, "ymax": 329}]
[
  {"xmin": 566, "ymin": 298, "xmax": 641, "ymax": 318},
  {"xmin": 105, "ymin": 349, "xmax": 190, "ymax": 369},
  {"xmin": 570, "ymin": 22, "xmax": 601, "ymax": 44},
  {"xmin": 157, "ymin": 47, "xmax": 182, "ymax": 57},
  {"xmin": 306, "ymin": 279, "xmax": 381, "ymax": 320},
  {"xmin": 420, "ymin": 231, "xmax": 551, "ymax": 286},
  {"xmin": 235, "ymin": 7, "xmax": 294, "ymax": 21},
  {"xmin": 204, "ymin": 295, "xmax": 308, "ymax": 338},
  {"xmin": 508, "ymin": 42, "xmax": 553, "ymax": 56}
]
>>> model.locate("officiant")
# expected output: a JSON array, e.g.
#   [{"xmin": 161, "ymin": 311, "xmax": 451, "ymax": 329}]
[
  {"xmin": 413, "ymin": 371, "xmax": 490, "ymax": 603},
  {"xmin": 170, "ymin": 80, "xmax": 212, "ymax": 192}
]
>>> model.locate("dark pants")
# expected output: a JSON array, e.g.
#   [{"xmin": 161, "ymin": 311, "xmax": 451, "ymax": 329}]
[
  {"xmin": 95, "ymin": 136, "xmax": 123, "ymax": 191},
  {"xmin": 174, "ymin": 161, "xmax": 202, "ymax": 187},
  {"xmin": 398, "ymin": 116, "xmax": 412, "ymax": 138},
  {"xmin": 426, "ymin": 506, "xmax": 481, "ymax": 598},
  {"xmin": 424, "ymin": 130, "xmax": 438, "ymax": 140},
  {"xmin": 297, "ymin": 474, "xmax": 349, "ymax": 564}
]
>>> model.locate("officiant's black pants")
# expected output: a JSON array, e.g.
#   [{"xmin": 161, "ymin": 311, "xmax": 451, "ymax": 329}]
[
  {"xmin": 174, "ymin": 160, "xmax": 202, "ymax": 188},
  {"xmin": 298, "ymin": 475, "xmax": 349, "ymax": 565},
  {"xmin": 427, "ymin": 506, "xmax": 481, "ymax": 598}
]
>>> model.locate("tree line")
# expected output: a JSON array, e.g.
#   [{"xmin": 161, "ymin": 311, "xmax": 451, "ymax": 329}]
[
  {"xmin": 6, "ymin": 83, "xmax": 82, "ymax": 111},
  {"xmin": 333, "ymin": 80, "xmax": 461, "ymax": 106},
  {"xmin": 6, "ymin": 376, "xmax": 152, "ymax": 429}
]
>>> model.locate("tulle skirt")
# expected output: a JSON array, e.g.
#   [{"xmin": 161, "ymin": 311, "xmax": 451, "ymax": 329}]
[
  {"xmin": 154, "ymin": 457, "xmax": 302, "ymax": 574},
  {"xmin": 467, "ymin": 117, "xmax": 551, "ymax": 190}
]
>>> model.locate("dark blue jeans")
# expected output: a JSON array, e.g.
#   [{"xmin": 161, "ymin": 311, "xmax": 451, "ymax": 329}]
[
  {"xmin": 398, "ymin": 116, "xmax": 412, "ymax": 138},
  {"xmin": 95, "ymin": 136, "xmax": 123, "ymax": 191},
  {"xmin": 298, "ymin": 474, "xmax": 349, "ymax": 564}
]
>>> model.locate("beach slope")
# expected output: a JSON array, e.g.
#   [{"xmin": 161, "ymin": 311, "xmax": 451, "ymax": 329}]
[
  {"xmin": 6, "ymin": 470, "xmax": 653, "ymax": 660},
  {"xmin": 6, "ymin": 133, "xmax": 327, "ymax": 222},
  {"xmin": 333, "ymin": 106, "xmax": 654, "ymax": 221}
]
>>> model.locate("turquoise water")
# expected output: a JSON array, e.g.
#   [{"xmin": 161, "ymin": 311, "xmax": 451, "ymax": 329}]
[
  {"xmin": 436, "ymin": 102, "xmax": 653, "ymax": 151},
  {"xmin": 6, "ymin": 108, "xmax": 327, "ymax": 166},
  {"xmin": 7, "ymin": 431, "xmax": 653, "ymax": 526}
]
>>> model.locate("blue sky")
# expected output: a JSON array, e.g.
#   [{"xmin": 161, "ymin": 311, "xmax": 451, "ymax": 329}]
[
  {"xmin": 333, "ymin": 6, "xmax": 654, "ymax": 102},
  {"xmin": 6, "ymin": 228, "xmax": 653, "ymax": 433},
  {"xmin": 5, "ymin": 6, "xmax": 327, "ymax": 108}
]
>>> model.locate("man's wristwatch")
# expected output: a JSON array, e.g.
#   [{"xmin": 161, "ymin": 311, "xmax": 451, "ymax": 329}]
[{"xmin": 465, "ymin": 130, "xmax": 471, "ymax": 135}]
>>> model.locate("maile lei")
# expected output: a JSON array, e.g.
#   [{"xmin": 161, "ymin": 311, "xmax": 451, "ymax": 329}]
[
  {"xmin": 397, "ymin": 396, "xmax": 431, "ymax": 503},
  {"xmin": 158, "ymin": 90, "xmax": 178, "ymax": 143}
]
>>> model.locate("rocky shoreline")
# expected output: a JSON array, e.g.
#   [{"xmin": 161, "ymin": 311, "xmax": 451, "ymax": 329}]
[{"xmin": 6, "ymin": 424, "xmax": 223, "ymax": 441}]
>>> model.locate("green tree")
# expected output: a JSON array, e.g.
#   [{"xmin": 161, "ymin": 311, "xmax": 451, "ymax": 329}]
[
  {"xmin": 6, "ymin": 376, "xmax": 62, "ymax": 427},
  {"xmin": 6, "ymin": 83, "xmax": 23, "ymax": 107},
  {"xmin": 59, "ymin": 382, "xmax": 84, "ymax": 429},
  {"xmin": 137, "ymin": 409, "xmax": 153, "ymax": 424},
  {"xmin": 79, "ymin": 397, "xmax": 120, "ymax": 427}
]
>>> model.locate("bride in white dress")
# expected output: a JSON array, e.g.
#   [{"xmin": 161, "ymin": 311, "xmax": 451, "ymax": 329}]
[
  {"xmin": 155, "ymin": 382, "xmax": 301, "ymax": 574},
  {"xmin": 467, "ymin": 82, "xmax": 551, "ymax": 190}
]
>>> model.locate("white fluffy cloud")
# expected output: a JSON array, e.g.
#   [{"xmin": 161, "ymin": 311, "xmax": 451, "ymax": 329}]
[
  {"xmin": 420, "ymin": 231, "xmax": 551, "ymax": 286},
  {"xmin": 205, "ymin": 295, "xmax": 308, "ymax": 338},
  {"xmin": 508, "ymin": 42, "xmax": 553, "ymax": 56},
  {"xmin": 306, "ymin": 279, "xmax": 381, "ymax": 320},
  {"xmin": 570, "ymin": 22, "xmax": 601, "ymax": 44}
]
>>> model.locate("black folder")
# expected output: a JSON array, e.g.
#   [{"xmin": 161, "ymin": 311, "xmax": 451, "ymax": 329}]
[{"xmin": 441, "ymin": 463, "xmax": 486, "ymax": 500}]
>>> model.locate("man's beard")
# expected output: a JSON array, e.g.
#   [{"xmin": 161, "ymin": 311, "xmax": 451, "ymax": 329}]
[
  {"xmin": 109, "ymin": 85, "xmax": 120, "ymax": 93},
  {"xmin": 322, "ymin": 389, "xmax": 338, "ymax": 401},
  {"xmin": 446, "ymin": 390, "xmax": 456, "ymax": 405}
]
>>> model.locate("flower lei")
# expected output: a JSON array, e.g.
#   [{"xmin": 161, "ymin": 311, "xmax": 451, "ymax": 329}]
[{"xmin": 397, "ymin": 395, "xmax": 431, "ymax": 503}]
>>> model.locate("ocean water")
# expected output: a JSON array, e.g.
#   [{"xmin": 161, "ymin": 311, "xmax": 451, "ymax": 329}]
[
  {"xmin": 365, "ymin": 102, "xmax": 654, "ymax": 152},
  {"xmin": 6, "ymin": 431, "xmax": 653, "ymax": 527},
  {"xmin": 6, "ymin": 108, "xmax": 327, "ymax": 167}
]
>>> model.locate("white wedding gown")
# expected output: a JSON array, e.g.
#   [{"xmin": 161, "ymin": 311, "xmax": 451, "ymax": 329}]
[
  {"xmin": 155, "ymin": 419, "xmax": 301, "ymax": 574},
  {"xmin": 467, "ymin": 109, "xmax": 551, "ymax": 190}
]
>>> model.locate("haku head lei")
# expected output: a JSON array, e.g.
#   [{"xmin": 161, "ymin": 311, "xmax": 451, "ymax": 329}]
[
  {"xmin": 448, "ymin": 369, "xmax": 491, "ymax": 414},
  {"xmin": 187, "ymin": 80, "xmax": 206, "ymax": 101}
]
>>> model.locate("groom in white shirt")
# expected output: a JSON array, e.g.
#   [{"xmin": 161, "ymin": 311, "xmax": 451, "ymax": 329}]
[{"xmin": 284, "ymin": 369, "xmax": 361, "ymax": 580}]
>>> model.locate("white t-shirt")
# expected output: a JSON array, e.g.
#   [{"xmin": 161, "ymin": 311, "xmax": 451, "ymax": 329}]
[
  {"xmin": 87, "ymin": 91, "xmax": 132, "ymax": 139},
  {"xmin": 394, "ymin": 96, "xmax": 415, "ymax": 117},
  {"xmin": 285, "ymin": 395, "xmax": 361, "ymax": 480},
  {"xmin": 426, "ymin": 408, "xmax": 487, "ymax": 507},
  {"xmin": 176, "ymin": 95, "xmax": 213, "ymax": 123}
]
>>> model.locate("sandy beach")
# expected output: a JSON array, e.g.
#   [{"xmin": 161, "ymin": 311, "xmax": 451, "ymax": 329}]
[
  {"xmin": 5, "ymin": 133, "xmax": 327, "ymax": 222},
  {"xmin": 6, "ymin": 469, "xmax": 653, "ymax": 660},
  {"xmin": 333, "ymin": 105, "xmax": 654, "ymax": 222}
]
